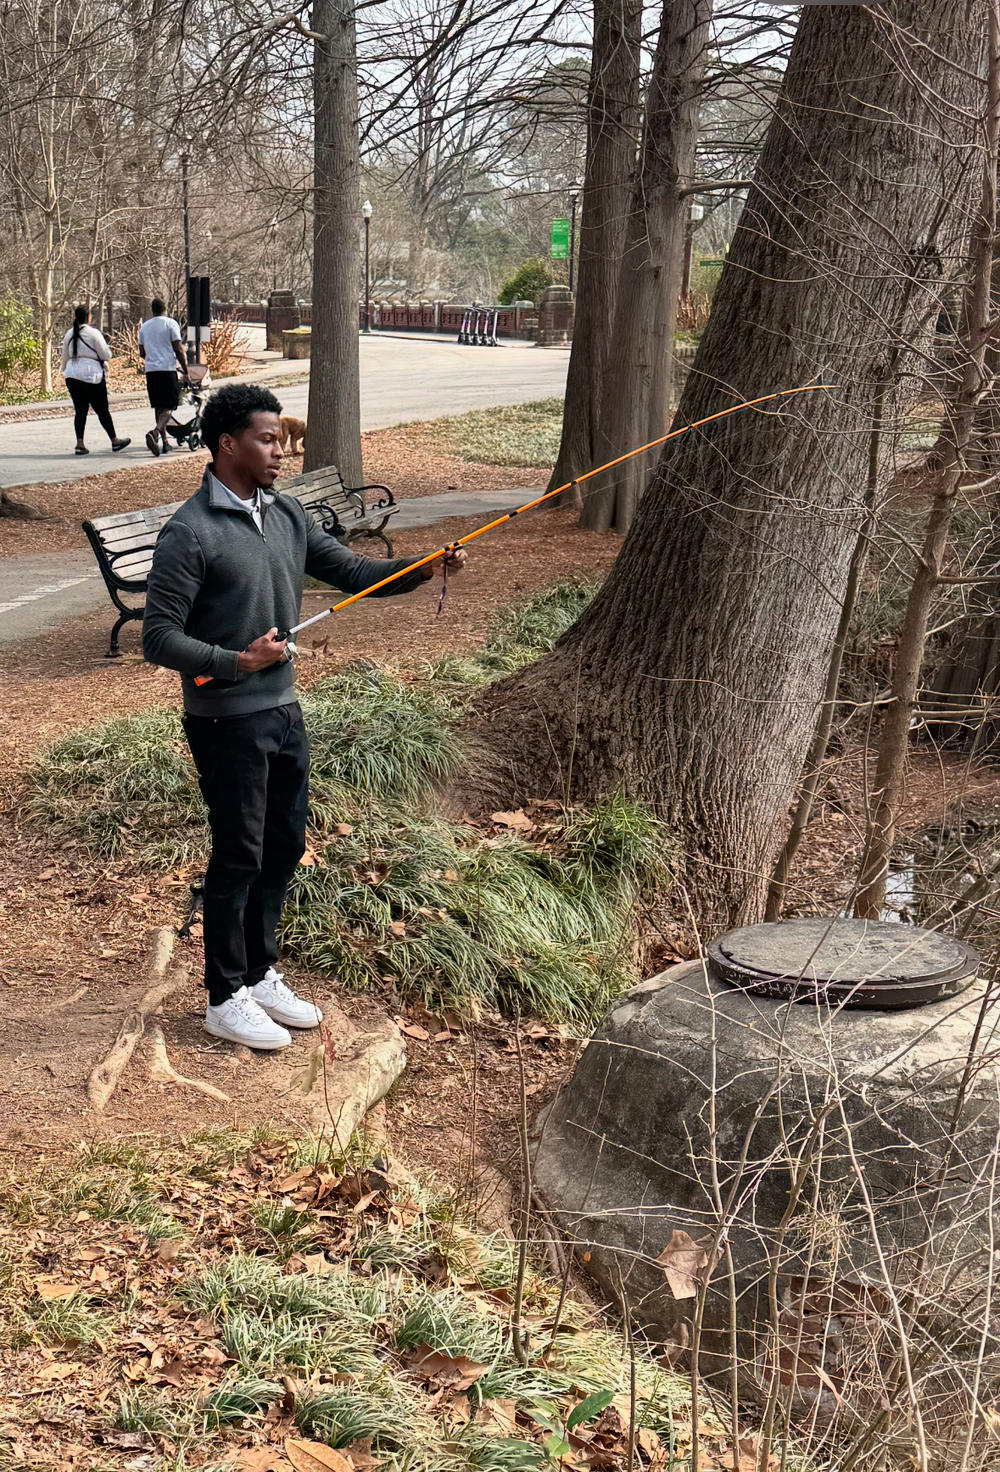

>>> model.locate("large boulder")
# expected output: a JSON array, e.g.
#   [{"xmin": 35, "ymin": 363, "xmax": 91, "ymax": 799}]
[{"xmin": 533, "ymin": 948, "xmax": 999, "ymax": 1414}]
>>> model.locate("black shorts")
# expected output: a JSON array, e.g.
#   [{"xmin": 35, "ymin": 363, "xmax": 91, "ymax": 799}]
[{"xmin": 146, "ymin": 370, "xmax": 180, "ymax": 412}]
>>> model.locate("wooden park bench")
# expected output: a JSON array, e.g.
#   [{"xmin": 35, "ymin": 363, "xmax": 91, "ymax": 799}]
[{"xmin": 82, "ymin": 465, "xmax": 400, "ymax": 657}]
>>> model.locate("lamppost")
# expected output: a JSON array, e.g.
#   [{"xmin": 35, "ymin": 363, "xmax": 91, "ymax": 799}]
[
  {"xmin": 568, "ymin": 181, "xmax": 580, "ymax": 293},
  {"xmin": 181, "ymin": 149, "xmax": 193, "ymax": 364},
  {"xmin": 361, "ymin": 199, "xmax": 373, "ymax": 333},
  {"xmin": 266, "ymin": 214, "xmax": 279, "ymax": 293}
]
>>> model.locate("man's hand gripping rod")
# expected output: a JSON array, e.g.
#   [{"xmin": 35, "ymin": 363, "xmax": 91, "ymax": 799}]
[{"xmin": 193, "ymin": 384, "xmax": 834, "ymax": 687}]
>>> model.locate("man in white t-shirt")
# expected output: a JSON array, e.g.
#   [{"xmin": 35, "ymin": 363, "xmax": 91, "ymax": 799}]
[{"xmin": 138, "ymin": 298, "xmax": 188, "ymax": 457}]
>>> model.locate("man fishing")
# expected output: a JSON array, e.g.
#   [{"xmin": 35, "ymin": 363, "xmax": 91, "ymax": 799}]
[{"xmin": 143, "ymin": 383, "xmax": 466, "ymax": 1051}]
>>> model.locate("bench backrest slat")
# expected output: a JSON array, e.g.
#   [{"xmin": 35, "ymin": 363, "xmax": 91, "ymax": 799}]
[
  {"xmin": 88, "ymin": 502, "xmax": 182, "ymax": 535},
  {"xmin": 109, "ymin": 547, "xmax": 160, "ymax": 577}
]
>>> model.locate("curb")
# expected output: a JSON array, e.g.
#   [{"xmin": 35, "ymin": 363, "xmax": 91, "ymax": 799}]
[{"xmin": 0, "ymin": 361, "xmax": 311, "ymax": 427}]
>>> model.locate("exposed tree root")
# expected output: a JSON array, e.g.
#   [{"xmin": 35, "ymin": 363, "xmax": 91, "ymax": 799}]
[
  {"xmin": 86, "ymin": 926, "xmax": 189, "ymax": 1112},
  {"xmin": 304, "ymin": 1021, "xmax": 407, "ymax": 1150},
  {"xmin": 0, "ymin": 490, "xmax": 48, "ymax": 520},
  {"xmin": 147, "ymin": 1024, "xmax": 231, "ymax": 1103}
]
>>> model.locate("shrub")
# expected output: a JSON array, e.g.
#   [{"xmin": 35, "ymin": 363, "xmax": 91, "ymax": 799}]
[
  {"xmin": 498, "ymin": 259, "xmax": 553, "ymax": 306},
  {"xmin": 204, "ymin": 317, "xmax": 250, "ymax": 377},
  {"xmin": 0, "ymin": 298, "xmax": 40, "ymax": 396}
]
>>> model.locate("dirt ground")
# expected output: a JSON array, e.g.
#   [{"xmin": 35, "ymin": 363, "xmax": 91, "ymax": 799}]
[{"xmin": 0, "ymin": 459, "xmax": 616, "ymax": 1174}]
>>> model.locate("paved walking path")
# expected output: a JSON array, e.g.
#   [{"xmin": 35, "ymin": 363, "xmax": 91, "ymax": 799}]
[
  {"xmin": 0, "ymin": 334, "xmax": 568, "ymax": 490},
  {"xmin": 0, "ymin": 487, "xmax": 534, "ymax": 647}
]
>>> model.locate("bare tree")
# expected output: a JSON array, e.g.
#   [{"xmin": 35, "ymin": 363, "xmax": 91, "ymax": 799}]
[
  {"xmin": 855, "ymin": 1, "xmax": 1000, "ymax": 920},
  {"xmin": 583, "ymin": 0, "xmax": 715, "ymax": 534},
  {"xmin": 461, "ymin": 0, "xmax": 983, "ymax": 931}
]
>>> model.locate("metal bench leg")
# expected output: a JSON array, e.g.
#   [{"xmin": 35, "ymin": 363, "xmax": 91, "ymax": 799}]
[{"xmin": 107, "ymin": 611, "xmax": 131, "ymax": 658}]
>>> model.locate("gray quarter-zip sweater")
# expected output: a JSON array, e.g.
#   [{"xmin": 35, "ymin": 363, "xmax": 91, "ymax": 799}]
[{"xmin": 142, "ymin": 465, "xmax": 426, "ymax": 716}]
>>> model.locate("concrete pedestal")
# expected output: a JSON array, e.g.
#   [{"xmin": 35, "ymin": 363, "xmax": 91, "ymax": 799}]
[
  {"xmin": 535, "ymin": 284, "xmax": 574, "ymax": 345},
  {"xmin": 282, "ymin": 329, "xmax": 311, "ymax": 360},
  {"xmin": 266, "ymin": 290, "xmax": 300, "ymax": 352}
]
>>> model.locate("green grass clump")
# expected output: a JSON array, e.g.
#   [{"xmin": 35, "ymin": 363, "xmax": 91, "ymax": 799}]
[
  {"xmin": 420, "ymin": 398, "xmax": 563, "ymax": 467},
  {"xmin": 431, "ymin": 581, "xmax": 598, "ymax": 688},
  {"xmin": 26, "ymin": 669, "xmax": 462, "ymax": 866},
  {"xmin": 293, "ymin": 1384, "xmax": 415, "ymax": 1448},
  {"xmin": 483, "ymin": 580, "xmax": 598, "ymax": 668},
  {"xmin": 8, "ymin": 1291, "xmax": 111, "ymax": 1349},
  {"xmin": 25, "ymin": 708, "xmax": 206, "ymax": 862},
  {"xmin": 284, "ymin": 793, "xmax": 669, "ymax": 1023},
  {"xmin": 197, "ymin": 1377, "xmax": 280, "ymax": 1429},
  {"xmin": 394, "ymin": 1286, "xmax": 505, "ymax": 1361},
  {"xmin": 301, "ymin": 666, "xmax": 462, "ymax": 814},
  {"xmin": 221, "ymin": 1306, "xmax": 377, "ymax": 1377}
]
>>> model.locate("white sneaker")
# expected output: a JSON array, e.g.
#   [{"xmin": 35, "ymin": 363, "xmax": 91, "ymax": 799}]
[
  {"xmin": 205, "ymin": 987, "xmax": 292, "ymax": 1050},
  {"xmin": 249, "ymin": 968, "xmax": 323, "ymax": 1029}
]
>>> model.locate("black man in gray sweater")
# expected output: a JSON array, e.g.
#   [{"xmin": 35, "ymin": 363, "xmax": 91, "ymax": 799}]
[{"xmin": 143, "ymin": 383, "xmax": 465, "ymax": 1051}]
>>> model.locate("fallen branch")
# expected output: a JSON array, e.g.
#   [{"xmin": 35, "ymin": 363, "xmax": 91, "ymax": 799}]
[
  {"xmin": 86, "ymin": 927, "xmax": 188, "ymax": 1112},
  {"xmin": 147, "ymin": 1024, "xmax": 231, "ymax": 1103}
]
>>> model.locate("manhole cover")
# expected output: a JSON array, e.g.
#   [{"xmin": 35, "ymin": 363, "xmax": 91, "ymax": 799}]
[{"xmin": 706, "ymin": 918, "xmax": 978, "ymax": 1009}]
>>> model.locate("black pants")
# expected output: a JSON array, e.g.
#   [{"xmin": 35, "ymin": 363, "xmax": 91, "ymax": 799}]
[
  {"xmin": 66, "ymin": 376, "xmax": 117, "ymax": 441},
  {"xmin": 183, "ymin": 703, "xmax": 310, "ymax": 1006}
]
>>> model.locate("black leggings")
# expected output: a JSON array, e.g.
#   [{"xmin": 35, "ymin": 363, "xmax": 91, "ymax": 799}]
[{"xmin": 66, "ymin": 376, "xmax": 117, "ymax": 442}]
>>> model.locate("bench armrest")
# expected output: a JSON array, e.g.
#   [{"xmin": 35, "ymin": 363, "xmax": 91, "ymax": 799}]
[{"xmin": 345, "ymin": 482, "xmax": 396, "ymax": 515}]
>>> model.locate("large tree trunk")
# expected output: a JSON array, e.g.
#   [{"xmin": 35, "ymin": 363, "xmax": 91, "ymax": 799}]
[
  {"xmin": 464, "ymin": 0, "xmax": 982, "ymax": 931},
  {"xmin": 306, "ymin": 0, "xmax": 363, "ymax": 483},
  {"xmin": 855, "ymin": 0, "xmax": 1000, "ymax": 918},
  {"xmin": 582, "ymin": 0, "xmax": 712, "ymax": 533},
  {"xmin": 546, "ymin": 0, "xmax": 642, "ymax": 501}
]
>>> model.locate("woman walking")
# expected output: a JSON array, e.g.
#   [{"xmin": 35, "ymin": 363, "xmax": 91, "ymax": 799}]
[{"xmin": 60, "ymin": 306, "xmax": 131, "ymax": 456}]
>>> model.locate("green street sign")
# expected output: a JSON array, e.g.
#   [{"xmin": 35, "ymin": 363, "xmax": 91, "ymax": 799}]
[{"xmin": 550, "ymin": 218, "xmax": 570, "ymax": 259}]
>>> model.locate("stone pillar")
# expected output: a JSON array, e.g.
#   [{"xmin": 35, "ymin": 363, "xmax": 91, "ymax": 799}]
[
  {"xmin": 265, "ymin": 290, "xmax": 300, "ymax": 353},
  {"xmin": 535, "ymin": 284, "xmax": 574, "ymax": 346}
]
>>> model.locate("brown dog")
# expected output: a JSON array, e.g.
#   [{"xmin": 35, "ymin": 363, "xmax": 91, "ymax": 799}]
[{"xmin": 279, "ymin": 415, "xmax": 307, "ymax": 455}]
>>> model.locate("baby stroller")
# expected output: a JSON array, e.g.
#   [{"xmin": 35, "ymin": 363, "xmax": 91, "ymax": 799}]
[{"xmin": 165, "ymin": 363, "xmax": 211, "ymax": 451}]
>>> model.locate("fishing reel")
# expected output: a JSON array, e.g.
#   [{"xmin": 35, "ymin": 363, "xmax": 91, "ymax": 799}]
[{"xmin": 278, "ymin": 635, "xmax": 298, "ymax": 663}]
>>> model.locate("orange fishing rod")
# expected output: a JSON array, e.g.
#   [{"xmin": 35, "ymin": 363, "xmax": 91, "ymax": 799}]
[{"xmin": 194, "ymin": 382, "xmax": 834, "ymax": 686}]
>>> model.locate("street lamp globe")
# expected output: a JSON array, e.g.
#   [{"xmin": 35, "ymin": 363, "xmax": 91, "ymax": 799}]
[{"xmin": 362, "ymin": 199, "xmax": 373, "ymax": 220}]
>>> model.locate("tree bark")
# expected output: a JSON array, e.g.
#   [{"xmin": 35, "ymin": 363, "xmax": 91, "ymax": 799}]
[
  {"xmin": 582, "ymin": 0, "xmax": 713, "ymax": 534},
  {"xmin": 464, "ymin": 0, "xmax": 982, "ymax": 932},
  {"xmin": 855, "ymin": 0, "xmax": 1000, "ymax": 919},
  {"xmin": 546, "ymin": 0, "xmax": 642, "ymax": 503},
  {"xmin": 306, "ymin": 0, "xmax": 363, "ymax": 484}
]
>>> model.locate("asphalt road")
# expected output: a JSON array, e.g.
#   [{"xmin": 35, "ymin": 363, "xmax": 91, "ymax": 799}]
[{"xmin": 0, "ymin": 333, "xmax": 569, "ymax": 491}]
